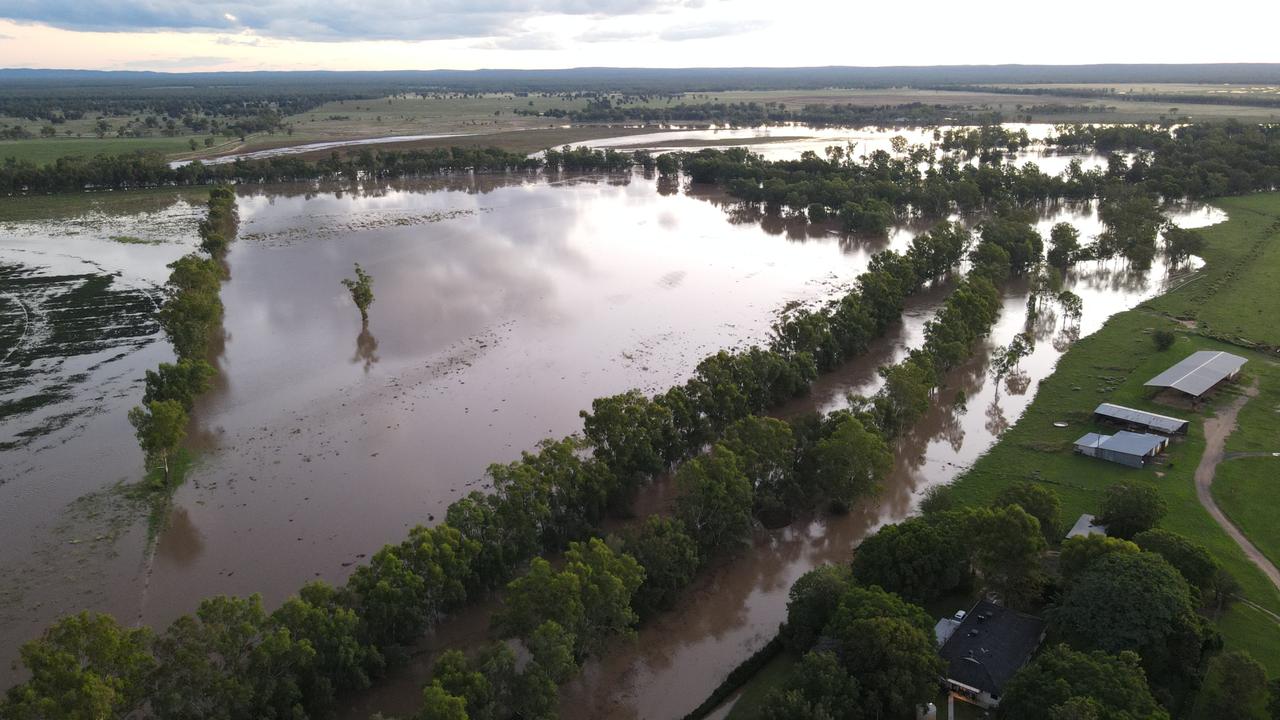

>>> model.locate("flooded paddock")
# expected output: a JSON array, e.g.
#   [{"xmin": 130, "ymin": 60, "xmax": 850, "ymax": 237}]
[{"xmin": 0, "ymin": 139, "xmax": 1224, "ymax": 705}]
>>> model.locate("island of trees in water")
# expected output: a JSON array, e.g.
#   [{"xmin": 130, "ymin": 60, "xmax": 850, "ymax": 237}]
[{"xmin": 3, "ymin": 121, "xmax": 1279, "ymax": 719}]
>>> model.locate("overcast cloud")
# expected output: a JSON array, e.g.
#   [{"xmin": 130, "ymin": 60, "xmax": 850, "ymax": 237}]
[
  {"xmin": 0, "ymin": 0, "xmax": 1274, "ymax": 71},
  {"xmin": 0, "ymin": 0, "xmax": 701, "ymax": 41}
]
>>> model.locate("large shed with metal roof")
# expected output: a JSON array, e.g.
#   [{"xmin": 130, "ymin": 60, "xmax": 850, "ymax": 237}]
[
  {"xmin": 1094, "ymin": 402, "xmax": 1190, "ymax": 435},
  {"xmin": 1145, "ymin": 350, "xmax": 1247, "ymax": 398},
  {"xmin": 1074, "ymin": 430, "xmax": 1168, "ymax": 468}
]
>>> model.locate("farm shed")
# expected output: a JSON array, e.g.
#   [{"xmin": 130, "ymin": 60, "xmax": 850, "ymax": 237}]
[
  {"xmin": 938, "ymin": 600, "xmax": 1046, "ymax": 709},
  {"xmin": 1145, "ymin": 350, "xmax": 1246, "ymax": 398},
  {"xmin": 1094, "ymin": 403, "xmax": 1189, "ymax": 435},
  {"xmin": 1074, "ymin": 430, "xmax": 1168, "ymax": 468}
]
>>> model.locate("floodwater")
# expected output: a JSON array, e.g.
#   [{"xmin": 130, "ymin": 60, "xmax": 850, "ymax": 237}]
[
  {"xmin": 555, "ymin": 204, "xmax": 1223, "ymax": 720},
  {"xmin": 576, "ymin": 123, "xmax": 1110, "ymax": 175},
  {"xmin": 0, "ymin": 135, "xmax": 1223, "ymax": 706},
  {"xmin": 0, "ymin": 191, "xmax": 208, "ymax": 675}
]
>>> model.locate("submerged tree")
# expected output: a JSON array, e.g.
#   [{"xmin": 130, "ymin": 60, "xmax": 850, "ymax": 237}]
[
  {"xmin": 341, "ymin": 263, "xmax": 375, "ymax": 325},
  {"xmin": 128, "ymin": 399, "xmax": 188, "ymax": 486}
]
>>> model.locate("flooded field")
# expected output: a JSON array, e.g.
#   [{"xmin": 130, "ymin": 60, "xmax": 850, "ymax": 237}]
[
  {"xmin": 577, "ymin": 123, "xmax": 1112, "ymax": 175},
  {"xmin": 0, "ymin": 130, "xmax": 1224, "ymax": 704}
]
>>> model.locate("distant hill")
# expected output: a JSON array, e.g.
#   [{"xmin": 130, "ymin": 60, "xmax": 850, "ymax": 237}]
[{"xmin": 3, "ymin": 64, "xmax": 1280, "ymax": 93}]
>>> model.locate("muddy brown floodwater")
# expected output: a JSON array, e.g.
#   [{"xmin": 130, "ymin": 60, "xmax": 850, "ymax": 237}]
[{"xmin": 0, "ymin": 134, "xmax": 1223, "ymax": 706}]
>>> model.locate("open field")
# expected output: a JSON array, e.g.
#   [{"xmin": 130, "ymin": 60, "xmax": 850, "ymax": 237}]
[
  {"xmin": 1215, "ymin": 458, "xmax": 1280, "ymax": 571},
  {"xmin": 5, "ymin": 85, "xmax": 1280, "ymax": 166},
  {"xmin": 0, "ymin": 136, "xmax": 211, "ymax": 165},
  {"xmin": 986, "ymin": 82, "xmax": 1280, "ymax": 99},
  {"xmin": 1147, "ymin": 194, "xmax": 1280, "ymax": 348},
  {"xmin": 0, "ymin": 186, "xmax": 209, "ymax": 221}
]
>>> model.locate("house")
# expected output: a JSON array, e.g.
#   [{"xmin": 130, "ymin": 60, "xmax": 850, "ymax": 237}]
[
  {"xmin": 1066, "ymin": 513, "xmax": 1107, "ymax": 539},
  {"xmin": 1094, "ymin": 403, "xmax": 1189, "ymax": 435},
  {"xmin": 1074, "ymin": 430, "xmax": 1168, "ymax": 468},
  {"xmin": 938, "ymin": 600, "xmax": 1047, "ymax": 709},
  {"xmin": 1145, "ymin": 350, "xmax": 1246, "ymax": 399}
]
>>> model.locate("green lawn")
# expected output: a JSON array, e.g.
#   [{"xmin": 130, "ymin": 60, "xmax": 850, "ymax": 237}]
[
  {"xmin": 0, "ymin": 136, "xmax": 200, "ymax": 165},
  {"xmin": 723, "ymin": 651, "xmax": 798, "ymax": 720},
  {"xmin": 1214, "ymin": 457, "xmax": 1280, "ymax": 570},
  {"xmin": 0, "ymin": 187, "xmax": 208, "ymax": 222},
  {"xmin": 1148, "ymin": 193, "xmax": 1280, "ymax": 348}
]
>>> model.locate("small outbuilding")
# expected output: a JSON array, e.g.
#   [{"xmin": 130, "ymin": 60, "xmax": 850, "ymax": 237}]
[
  {"xmin": 1074, "ymin": 430, "xmax": 1168, "ymax": 468},
  {"xmin": 1094, "ymin": 403, "xmax": 1189, "ymax": 436},
  {"xmin": 1066, "ymin": 513, "xmax": 1108, "ymax": 539},
  {"xmin": 938, "ymin": 600, "xmax": 1047, "ymax": 709},
  {"xmin": 1145, "ymin": 350, "xmax": 1246, "ymax": 399}
]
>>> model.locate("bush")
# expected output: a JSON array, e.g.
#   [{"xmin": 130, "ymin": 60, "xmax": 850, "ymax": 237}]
[{"xmin": 1154, "ymin": 329, "xmax": 1177, "ymax": 351}]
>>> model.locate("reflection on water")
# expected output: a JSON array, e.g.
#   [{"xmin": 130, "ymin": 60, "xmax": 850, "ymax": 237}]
[
  {"xmin": 353, "ymin": 326, "xmax": 380, "ymax": 373},
  {"xmin": 577, "ymin": 123, "xmax": 1113, "ymax": 175},
  {"xmin": 0, "ymin": 165, "xmax": 1227, "ymax": 695},
  {"xmin": 556, "ymin": 204, "xmax": 1224, "ymax": 720}
]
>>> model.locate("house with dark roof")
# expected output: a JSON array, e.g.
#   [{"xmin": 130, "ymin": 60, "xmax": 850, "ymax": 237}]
[{"xmin": 938, "ymin": 600, "xmax": 1046, "ymax": 709}]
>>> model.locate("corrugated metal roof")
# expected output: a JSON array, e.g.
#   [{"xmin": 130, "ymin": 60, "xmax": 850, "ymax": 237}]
[
  {"xmin": 1066, "ymin": 513, "xmax": 1107, "ymax": 539},
  {"xmin": 1100, "ymin": 430, "xmax": 1166, "ymax": 457},
  {"xmin": 1095, "ymin": 403, "xmax": 1189, "ymax": 434},
  {"xmin": 1145, "ymin": 350, "xmax": 1247, "ymax": 397},
  {"xmin": 1075, "ymin": 432, "xmax": 1105, "ymax": 448}
]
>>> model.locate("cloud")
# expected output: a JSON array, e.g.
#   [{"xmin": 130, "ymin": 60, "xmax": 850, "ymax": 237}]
[
  {"xmin": 575, "ymin": 27, "xmax": 655, "ymax": 43},
  {"xmin": 657, "ymin": 19, "xmax": 765, "ymax": 41},
  {"xmin": 118, "ymin": 55, "xmax": 234, "ymax": 70},
  {"xmin": 474, "ymin": 31, "xmax": 563, "ymax": 51},
  {"xmin": 0, "ymin": 0, "xmax": 702, "ymax": 42},
  {"xmin": 215, "ymin": 33, "xmax": 263, "ymax": 46}
]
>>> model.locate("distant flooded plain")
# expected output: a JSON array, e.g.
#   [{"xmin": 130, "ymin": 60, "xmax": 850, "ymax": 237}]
[{"xmin": 0, "ymin": 128, "xmax": 1224, "ymax": 703}]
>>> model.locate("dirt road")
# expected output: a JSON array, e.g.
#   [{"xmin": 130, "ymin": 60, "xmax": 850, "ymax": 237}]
[{"xmin": 1194, "ymin": 383, "xmax": 1280, "ymax": 591}]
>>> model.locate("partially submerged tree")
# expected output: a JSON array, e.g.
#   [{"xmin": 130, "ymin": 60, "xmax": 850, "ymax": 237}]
[
  {"xmin": 0, "ymin": 613, "xmax": 155, "ymax": 720},
  {"xmin": 128, "ymin": 399, "xmax": 188, "ymax": 486},
  {"xmin": 341, "ymin": 263, "xmax": 375, "ymax": 325}
]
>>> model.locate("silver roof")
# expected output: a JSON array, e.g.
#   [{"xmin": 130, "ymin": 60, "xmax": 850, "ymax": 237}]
[
  {"xmin": 1100, "ymin": 430, "xmax": 1166, "ymax": 456},
  {"xmin": 1075, "ymin": 432, "xmax": 1105, "ymax": 448},
  {"xmin": 1095, "ymin": 403, "xmax": 1189, "ymax": 434},
  {"xmin": 1074, "ymin": 430, "xmax": 1165, "ymax": 457},
  {"xmin": 1145, "ymin": 350, "xmax": 1246, "ymax": 397},
  {"xmin": 1066, "ymin": 513, "xmax": 1107, "ymax": 539}
]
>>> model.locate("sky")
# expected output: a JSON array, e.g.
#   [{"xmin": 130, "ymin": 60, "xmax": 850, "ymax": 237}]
[{"xmin": 0, "ymin": 0, "xmax": 1275, "ymax": 72}]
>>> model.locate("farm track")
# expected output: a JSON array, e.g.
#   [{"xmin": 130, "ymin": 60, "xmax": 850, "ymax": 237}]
[{"xmin": 1194, "ymin": 382, "xmax": 1280, "ymax": 591}]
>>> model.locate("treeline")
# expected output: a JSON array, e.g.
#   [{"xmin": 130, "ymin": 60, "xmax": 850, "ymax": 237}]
[
  {"xmin": 676, "ymin": 143, "xmax": 1108, "ymax": 235},
  {"xmin": 0, "ymin": 146, "xmax": 545, "ymax": 194},
  {"xmin": 0, "ymin": 210, "xmax": 1018, "ymax": 718},
  {"xmin": 672, "ymin": 121, "xmax": 1280, "ymax": 266},
  {"xmin": 769, "ymin": 472, "xmax": 1258, "ymax": 718},
  {"xmin": 127, "ymin": 186, "xmax": 237, "ymax": 486},
  {"xmin": 567, "ymin": 100, "xmax": 998, "ymax": 127},
  {"xmin": 1054, "ymin": 122, "xmax": 1280, "ymax": 198},
  {"xmin": 937, "ymin": 83, "xmax": 1280, "ymax": 110},
  {"xmin": 382, "ymin": 214, "xmax": 1018, "ymax": 718},
  {"xmin": 0, "ymin": 86, "xmax": 379, "ymax": 126}
]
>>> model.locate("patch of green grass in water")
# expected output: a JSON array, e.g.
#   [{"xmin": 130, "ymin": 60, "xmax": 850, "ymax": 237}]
[{"xmin": 109, "ymin": 234, "xmax": 162, "ymax": 245}]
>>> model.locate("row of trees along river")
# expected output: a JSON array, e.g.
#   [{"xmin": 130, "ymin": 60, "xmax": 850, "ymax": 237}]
[{"xmin": 2, "ymin": 121, "xmax": 1276, "ymax": 718}]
